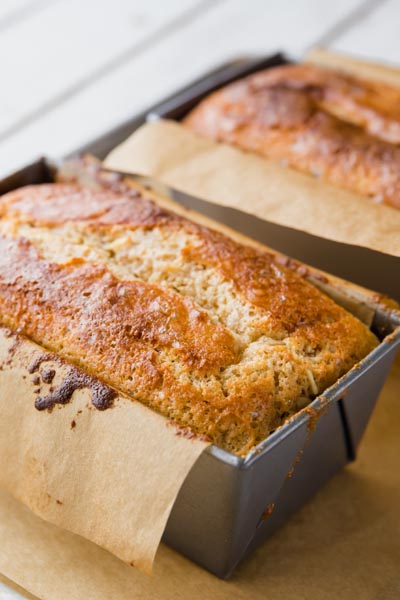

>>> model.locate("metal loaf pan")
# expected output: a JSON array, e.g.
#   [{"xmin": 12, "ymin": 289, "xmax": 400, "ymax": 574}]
[
  {"xmin": 0, "ymin": 159, "xmax": 399, "ymax": 579},
  {"xmin": 75, "ymin": 52, "xmax": 400, "ymax": 301}
]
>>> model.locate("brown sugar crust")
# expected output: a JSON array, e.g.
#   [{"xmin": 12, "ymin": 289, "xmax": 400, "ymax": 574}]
[
  {"xmin": 0, "ymin": 183, "xmax": 378, "ymax": 454},
  {"xmin": 183, "ymin": 63, "xmax": 400, "ymax": 209},
  {"xmin": 244, "ymin": 64, "xmax": 400, "ymax": 144}
]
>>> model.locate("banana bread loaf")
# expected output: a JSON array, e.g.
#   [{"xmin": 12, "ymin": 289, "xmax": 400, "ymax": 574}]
[
  {"xmin": 0, "ymin": 180, "xmax": 378, "ymax": 455},
  {"xmin": 184, "ymin": 63, "xmax": 400, "ymax": 209}
]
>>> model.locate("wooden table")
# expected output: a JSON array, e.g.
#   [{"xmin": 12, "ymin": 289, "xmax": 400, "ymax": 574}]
[{"xmin": 0, "ymin": 0, "xmax": 399, "ymax": 597}]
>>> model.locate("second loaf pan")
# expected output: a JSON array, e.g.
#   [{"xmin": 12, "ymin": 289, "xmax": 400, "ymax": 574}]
[
  {"xmin": 0, "ymin": 159, "xmax": 399, "ymax": 578},
  {"xmin": 76, "ymin": 53, "xmax": 400, "ymax": 301}
]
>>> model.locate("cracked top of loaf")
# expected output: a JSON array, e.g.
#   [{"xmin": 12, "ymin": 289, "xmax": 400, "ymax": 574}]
[
  {"xmin": 184, "ymin": 63, "xmax": 400, "ymax": 209},
  {"xmin": 0, "ymin": 180, "xmax": 378, "ymax": 454}
]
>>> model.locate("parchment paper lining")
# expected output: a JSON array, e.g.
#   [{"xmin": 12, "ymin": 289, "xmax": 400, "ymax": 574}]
[
  {"xmin": 0, "ymin": 328, "xmax": 208, "ymax": 573},
  {"xmin": 104, "ymin": 119, "xmax": 400, "ymax": 258}
]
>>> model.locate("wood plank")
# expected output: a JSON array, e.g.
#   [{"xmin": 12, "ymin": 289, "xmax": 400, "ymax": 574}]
[
  {"xmin": 0, "ymin": 0, "xmax": 365, "ymax": 176},
  {"xmin": 0, "ymin": 0, "xmax": 43, "ymax": 23},
  {"xmin": 329, "ymin": 0, "xmax": 400, "ymax": 65},
  {"xmin": 0, "ymin": 0, "xmax": 57, "ymax": 165},
  {"xmin": 0, "ymin": 0, "xmax": 203, "ymax": 133}
]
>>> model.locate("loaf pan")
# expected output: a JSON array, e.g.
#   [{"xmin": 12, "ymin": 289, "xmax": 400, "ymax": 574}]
[
  {"xmin": 0, "ymin": 158, "xmax": 399, "ymax": 578},
  {"xmin": 75, "ymin": 53, "xmax": 400, "ymax": 301}
]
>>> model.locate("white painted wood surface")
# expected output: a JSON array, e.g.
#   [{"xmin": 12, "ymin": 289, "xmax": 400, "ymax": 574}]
[
  {"xmin": 0, "ymin": 0, "xmax": 390, "ymax": 176},
  {"xmin": 0, "ymin": 581, "xmax": 29, "ymax": 600},
  {"xmin": 331, "ymin": 0, "xmax": 400, "ymax": 64},
  {"xmin": 0, "ymin": 0, "xmax": 398, "ymax": 597}
]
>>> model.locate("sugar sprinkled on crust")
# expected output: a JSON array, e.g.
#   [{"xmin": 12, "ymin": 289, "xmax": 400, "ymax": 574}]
[
  {"xmin": 0, "ymin": 182, "xmax": 378, "ymax": 454},
  {"xmin": 184, "ymin": 63, "xmax": 400, "ymax": 209}
]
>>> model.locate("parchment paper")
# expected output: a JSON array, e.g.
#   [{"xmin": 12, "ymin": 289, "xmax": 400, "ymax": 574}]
[
  {"xmin": 104, "ymin": 119, "xmax": 400, "ymax": 258},
  {"xmin": 0, "ymin": 362, "xmax": 399, "ymax": 600},
  {"xmin": 0, "ymin": 327, "xmax": 208, "ymax": 573},
  {"xmin": 306, "ymin": 47, "xmax": 400, "ymax": 88}
]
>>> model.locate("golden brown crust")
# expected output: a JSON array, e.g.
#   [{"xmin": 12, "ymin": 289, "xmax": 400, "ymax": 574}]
[
  {"xmin": 183, "ymin": 64, "xmax": 400, "ymax": 209},
  {"xmin": 0, "ymin": 182, "xmax": 378, "ymax": 454},
  {"xmin": 247, "ymin": 64, "xmax": 400, "ymax": 143}
]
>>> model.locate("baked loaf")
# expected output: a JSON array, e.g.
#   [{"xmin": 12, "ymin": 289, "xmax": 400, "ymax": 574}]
[
  {"xmin": 184, "ymin": 63, "xmax": 400, "ymax": 209},
  {"xmin": 0, "ymin": 179, "xmax": 377, "ymax": 455}
]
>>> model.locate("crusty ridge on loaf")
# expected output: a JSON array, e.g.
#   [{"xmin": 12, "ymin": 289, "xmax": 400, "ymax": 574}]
[
  {"xmin": 183, "ymin": 63, "xmax": 400, "ymax": 209},
  {"xmin": 0, "ymin": 181, "xmax": 378, "ymax": 454}
]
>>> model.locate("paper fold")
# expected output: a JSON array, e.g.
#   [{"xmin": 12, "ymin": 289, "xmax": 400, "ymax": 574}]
[
  {"xmin": 104, "ymin": 120, "xmax": 400, "ymax": 258},
  {"xmin": 0, "ymin": 328, "xmax": 208, "ymax": 573}
]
